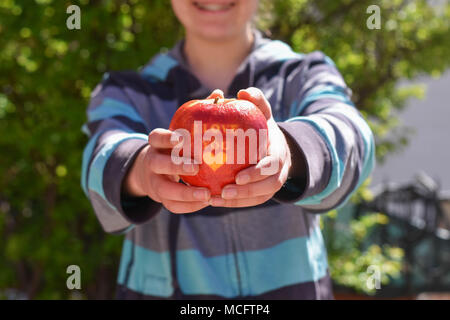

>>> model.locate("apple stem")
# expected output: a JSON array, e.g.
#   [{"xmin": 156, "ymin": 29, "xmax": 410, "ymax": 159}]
[{"xmin": 214, "ymin": 97, "xmax": 219, "ymax": 104}]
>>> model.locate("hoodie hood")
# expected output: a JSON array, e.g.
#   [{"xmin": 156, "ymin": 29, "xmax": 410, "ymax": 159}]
[{"xmin": 140, "ymin": 29, "xmax": 303, "ymax": 98}]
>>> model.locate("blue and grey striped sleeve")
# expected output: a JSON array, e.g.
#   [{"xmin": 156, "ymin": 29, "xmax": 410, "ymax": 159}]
[
  {"xmin": 276, "ymin": 51, "xmax": 375, "ymax": 212},
  {"xmin": 81, "ymin": 73, "xmax": 161, "ymax": 234}
]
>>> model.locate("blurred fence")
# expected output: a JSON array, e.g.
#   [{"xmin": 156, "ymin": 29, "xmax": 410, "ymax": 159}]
[{"xmin": 356, "ymin": 173, "xmax": 450, "ymax": 297}]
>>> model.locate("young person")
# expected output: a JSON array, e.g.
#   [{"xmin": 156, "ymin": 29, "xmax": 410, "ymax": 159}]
[{"xmin": 82, "ymin": 0, "xmax": 375, "ymax": 299}]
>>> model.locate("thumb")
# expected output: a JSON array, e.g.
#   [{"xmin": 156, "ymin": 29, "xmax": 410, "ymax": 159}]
[
  {"xmin": 206, "ymin": 89, "xmax": 225, "ymax": 100},
  {"xmin": 237, "ymin": 87, "xmax": 272, "ymax": 120}
]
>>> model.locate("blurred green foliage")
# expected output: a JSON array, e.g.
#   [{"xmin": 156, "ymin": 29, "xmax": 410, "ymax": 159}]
[
  {"xmin": 321, "ymin": 180, "xmax": 404, "ymax": 294},
  {"xmin": 0, "ymin": 0, "xmax": 449, "ymax": 299}
]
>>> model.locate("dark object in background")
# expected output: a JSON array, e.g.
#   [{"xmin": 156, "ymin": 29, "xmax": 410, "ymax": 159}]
[{"xmin": 357, "ymin": 172, "xmax": 450, "ymax": 298}]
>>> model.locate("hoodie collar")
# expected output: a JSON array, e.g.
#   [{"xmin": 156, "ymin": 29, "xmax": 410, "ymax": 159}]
[
  {"xmin": 168, "ymin": 29, "xmax": 268, "ymax": 73},
  {"xmin": 166, "ymin": 29, "xmax": 271, "ymax": 98}
]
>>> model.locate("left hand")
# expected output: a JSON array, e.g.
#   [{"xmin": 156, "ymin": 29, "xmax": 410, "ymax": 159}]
[{"xmin": 209, "ymin": 87, "xmax": 292, "ymax": 207}]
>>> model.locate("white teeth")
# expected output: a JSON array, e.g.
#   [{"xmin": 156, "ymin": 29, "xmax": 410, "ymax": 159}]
[{"xmin": 194, "ymin": 2, "xmax": 234, "ymax": 11}]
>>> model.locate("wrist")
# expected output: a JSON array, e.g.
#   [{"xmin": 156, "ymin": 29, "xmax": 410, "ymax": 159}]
[
  {"xmin": 123, "ymin": 145, "xmax": 148, "ymax": 198},
  {"xmin": 281, "ymin": 129, "xmax": 306, "ymax": 181}
]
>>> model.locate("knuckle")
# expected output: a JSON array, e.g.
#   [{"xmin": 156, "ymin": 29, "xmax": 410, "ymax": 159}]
[
  {"xmin": 148, "ymin": 131, "xmax": 158, "ymax": 144},
  {"xmin": 148, "ymin": 152, "xmax": 158, "ymax": 171},
  {"xmin": 244, "ymin": 186, "xmax": 254, "ymax": 198},
  {"xmin": 177, "ymin": 189, "xmax": 191, "ymax": 201}
]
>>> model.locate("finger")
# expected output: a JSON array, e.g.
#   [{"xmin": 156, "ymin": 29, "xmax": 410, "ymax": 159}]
[
  {"xmin": 157, "ymin": 177, "xmax": 211, "ymax": 202},
  {"xmin": 209, "ymin": 194, "xmax": 272, "ymax": 208},
  {"xmin": 235, "ymin": 155, "xmax": 281, "ymax": 185},
  {"xmin": 148, "ymin": 128, "xmax": 178, "ymax": 149},
  {"xmin": 221, "ymin": 174, "xmax": 284, "ymax": 200},
  {"xmin": 206, "ymin": 89, "xmax": 225, "ymax": 100},
  {"xmin": 148, "ymin": 173, "xmax": 163, "ymax": 203},
  {"xmin": 237, "ymin": 87, "xmax": 272, "ymax": 120},
  {"xmin": 278, "ymin": 156, "xmax": 291, "ymax": 187},
  {"xmin": 163, "ymin": 199, "xmax": 209, "ymax": 214},
  {"xmin": 148, "ymin": 152, "xmax": 199, "ymax": 176}
]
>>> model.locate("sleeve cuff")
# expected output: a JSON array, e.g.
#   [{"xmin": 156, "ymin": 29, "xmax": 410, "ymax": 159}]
[
  {"xmin": 273, "ymin": 121, "xmax": 332, "ymax": 203},
  {"xmin": 103, "ymin": 138, "xmax": 162, "ymax": 224}
]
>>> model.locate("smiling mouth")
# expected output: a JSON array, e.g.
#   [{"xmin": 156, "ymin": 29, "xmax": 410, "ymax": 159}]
[{"xmin": 193, "ymin": 1, "xmax": 236, "ymax": 13}]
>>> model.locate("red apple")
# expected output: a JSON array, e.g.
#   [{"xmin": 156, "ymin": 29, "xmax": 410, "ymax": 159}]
[{"xmin": 169, "ymin": 97, "xmax": 268, "ymax": 195}]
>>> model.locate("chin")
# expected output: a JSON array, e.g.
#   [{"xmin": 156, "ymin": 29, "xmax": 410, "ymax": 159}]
[
  {"xmin": 193, "ymin": 21, "xmax": 251, "ymax": 42},
  {"xmin": 196, "ymin": 27, "xmax": 238, "ymax": 41},
  {"xmin": 172, "ymin": 0, "xmax": 255, "ymax": 42}
]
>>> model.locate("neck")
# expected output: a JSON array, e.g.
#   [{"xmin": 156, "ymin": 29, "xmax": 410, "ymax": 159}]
[{"xmin": 183, "ymin": 27, "xmax": 254, "ymax": 94}]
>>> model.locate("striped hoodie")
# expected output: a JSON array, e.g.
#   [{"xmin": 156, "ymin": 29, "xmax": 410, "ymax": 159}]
[{"xmin": 81, "ymin": 30, "xmax": 375, "ymax": 299}]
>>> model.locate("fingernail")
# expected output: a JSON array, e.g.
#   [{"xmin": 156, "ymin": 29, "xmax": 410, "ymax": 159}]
[
  {"xmin": 194, "ymin": 189, "xmax": 209, "ymax": 201},
  {"xmin": 209, "ymin": 198, "xmax": 225, "ymax": 206},
  {"xmin": 236, "ymin": 174, "xmax": 250, "ymax": 185},
  {"xmin": 222, "ymin": 187, "xmax": 237, "ymax": 199}
]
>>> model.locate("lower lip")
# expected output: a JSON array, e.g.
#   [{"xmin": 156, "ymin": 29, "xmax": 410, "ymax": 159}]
[{"xmin": 192, "ymin": 2, "xmax": 235, "ymax": 14}]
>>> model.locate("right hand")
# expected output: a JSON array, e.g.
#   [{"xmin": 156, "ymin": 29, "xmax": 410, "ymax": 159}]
[{"xmin": 123, "ymin": 128, "xmax": 211, "ymax": 214}]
